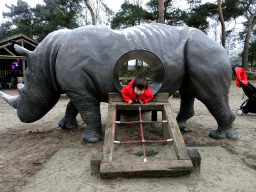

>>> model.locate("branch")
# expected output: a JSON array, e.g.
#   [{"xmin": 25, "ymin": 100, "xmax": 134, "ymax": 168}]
[
  {"xmin": 217, "ymin": 0, "xmax": 225, "ymax": 47},
  {"xmin": 85, "ymin": 0, "xmax": 96, "ymax": 25}
]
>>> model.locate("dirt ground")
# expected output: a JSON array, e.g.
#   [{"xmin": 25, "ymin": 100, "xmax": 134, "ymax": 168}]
[{"xmin": 0, "ymin": 80, "xmax": 256, "ymax": 192}]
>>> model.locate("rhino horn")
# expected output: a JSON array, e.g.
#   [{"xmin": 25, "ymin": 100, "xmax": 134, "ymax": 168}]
[
  {"xmin": 14, "ymin": 44, "xmax": 31, "ymax": 57},
  {"xmin": 17, "ymin": 83, "xmax": 25, "ymax": 93},
  {"xmin": 0, "ymin": 91, "xmax": 20, "ymax": 109}
]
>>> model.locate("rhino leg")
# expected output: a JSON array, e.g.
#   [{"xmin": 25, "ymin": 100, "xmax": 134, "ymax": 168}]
[
  {"xmin": 184, "ymin": 31, "xmax": 237, "ymax": 139},
  {"xmin": 184, "ymin": 77, "xmax": 237, "ymax": 139},
  {"xmin": 67, "ymin": 92, "xmax": 104, "ymax": 143},
  {"xmin": 58, "ymin": 100, "xmax": 78, "ymax": 129},
  {"xmin": 204, "ymin": 97, "xmax": 237, "ymax": 139},
  {"xmin": 176, "ymin": 85, "xmax": 195, "ymax": 130}
]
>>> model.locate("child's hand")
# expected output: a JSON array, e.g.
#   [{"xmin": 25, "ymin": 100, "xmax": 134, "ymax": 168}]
[
  {"xmin": 139, "ymin": 99, "xmax": 144, "ymax": 104},
  {"xmin": 128, "ymin": 100, "xmax": 133, "ymax": 105}
]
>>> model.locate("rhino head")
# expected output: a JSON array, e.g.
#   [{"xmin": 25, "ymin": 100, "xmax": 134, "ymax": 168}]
[{"xmin": 0, "ymin": 44, "xmax": 60, "ymax": 123}]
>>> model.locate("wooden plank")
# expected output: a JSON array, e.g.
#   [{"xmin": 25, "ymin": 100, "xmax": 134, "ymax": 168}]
[
  {"xmin": 21, "ymin": 39, "xmax": 27, "ymax": 82},
  {"xmin": 151, "ymin": 93, "xmax": 169, "ymax": 102},
  {"xmin": 188, "ymin": 148, "xmax": 201, "ymax": 174},
  {"xmin": 108, "ymin": 92, "xmax": 124, "ymax": 102},
  {"xmin": 4, "ymin": 47, "xmax": 16, "ymax": 56},
  {"xmin": 23, "ymin": 39, "xmax": 37, "ymax": 48},
  {"xmin": 91, "ymin": 151, "xmax": 102, "ymax": 176},
  {"xmin": 0, "ymin": 42, "xmax": 12, "ymax": 49},
  {"xmin": 100, "ymin": 160, "xmax": 193, "ymax": 178},
  {"xmin": 108, "ymin": 92, "xmax": 169, "ymax": 103},
  {"xmin": 102, "ymin": 104, "xmax": 116, "ymax": 163},
  {"xmin": 163, "ymin": 104, "xmax": 190, "ymax": 160},
  {"xmin": 162, "ymin": 112, "xmax": 170, "ymax": 140},
  {"xmin": 0, "ymin": 55, "xmax": 27, "ymax": 60},
  {"xmin": 116, "ymin": 103, "xmax": 164, "ymax": 111}
]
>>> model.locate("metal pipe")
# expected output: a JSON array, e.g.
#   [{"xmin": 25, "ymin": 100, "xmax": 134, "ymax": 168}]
[
  {"xmin": 115, "ymin": 120, "xmax": 164, "ymax": 124},
  {"xmin": 114, "ymin": 139, "xmax": 173, "ymax": 144},
  {"xmin": 113, "ymin": 107, "xmax": 173, "ymax": 163}
]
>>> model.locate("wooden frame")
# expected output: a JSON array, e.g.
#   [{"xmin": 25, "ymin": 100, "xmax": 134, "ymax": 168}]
[
  {"xmin": 99, "ymin": 93, "xmax": 193, "ymax": 178},
  {"xmin": 0, "ymin": 34, "xmax": 38, "ymax": 82}
]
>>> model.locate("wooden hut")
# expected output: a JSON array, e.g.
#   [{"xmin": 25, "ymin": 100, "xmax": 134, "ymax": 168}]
[{"xmin": 0, "ymin": 34, "xmax": 38, "ymax": 88}]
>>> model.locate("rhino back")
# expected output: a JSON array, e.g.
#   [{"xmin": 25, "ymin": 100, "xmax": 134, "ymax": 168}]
[{"xmin": 54, "ymin": 24, "xmax": 192, "ymax": 101}]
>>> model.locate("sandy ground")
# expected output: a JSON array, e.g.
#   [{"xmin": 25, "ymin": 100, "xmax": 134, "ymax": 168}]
[{"xmin": 0, "ymin": 80, "xmax": 256, "ymax": 192}]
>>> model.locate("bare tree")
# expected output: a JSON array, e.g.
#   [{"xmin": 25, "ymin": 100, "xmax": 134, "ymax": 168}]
[
  {"xmin": 242, "ymin": 10, "xmax": 256, "ymax": 70},
  {"xmin": 158, "ymin": 0, "xmax": 164, "ymax": 23},
  {"xmin": 132, "ymin": 0, "xmax": 143, "ymax": 6},
  {"xmin": 84, "ymin": 0, "xmax": 96, "ymax": 25},
  {"xmin": 217, "ymin": 0, "xmax": 226, "ymax": 47}
]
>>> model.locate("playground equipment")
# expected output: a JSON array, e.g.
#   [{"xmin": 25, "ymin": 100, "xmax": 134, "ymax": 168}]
[{"xmin": 91, "ymin": 93, "xmax": 201, "ymax": 178}]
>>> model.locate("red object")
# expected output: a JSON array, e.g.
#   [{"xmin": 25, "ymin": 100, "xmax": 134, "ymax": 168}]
[
  {"xmin": 235, "ymin": 67, "xmax": 248, "ymax": 88},
  {"xmin": 115, "ymin": 107, "xmax": 172, "ymax": 163},
  {"xmin": 121, "ymin": 79, "xmax": 153, "ymax": 104}
]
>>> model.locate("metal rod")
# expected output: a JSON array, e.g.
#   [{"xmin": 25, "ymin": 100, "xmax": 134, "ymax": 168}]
[
  {"xmin": 115, "ymin": 120, "xmax": 164, "ymax": 124},
  {"xmin": 114, "ymin": 139, "xmax": 173, "ymax": 144},
  {"xmin": 113, "ymin": 107, "xmax": 173, "ymax": 163}
]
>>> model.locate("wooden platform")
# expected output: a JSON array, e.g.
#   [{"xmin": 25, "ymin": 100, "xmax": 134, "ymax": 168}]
[{"xmin": 95, "ymin": 93, "xmax": 194, "ymax": 178}]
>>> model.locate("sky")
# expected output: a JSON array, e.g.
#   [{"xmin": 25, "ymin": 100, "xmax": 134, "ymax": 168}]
[
  {"xmin": 0, "ymin": 0, "xmax": 126, "ymax": 23},
  {"xmin": 0, "ymin": 0, "xmax": 203, "ymax": 23},
  {"xmin": 0, "ymin": 0, "xmax": 220, "ymax": 23},
  {"xmin": 0, "ymin": 0, "xmax": 244, "ymax": 58}
]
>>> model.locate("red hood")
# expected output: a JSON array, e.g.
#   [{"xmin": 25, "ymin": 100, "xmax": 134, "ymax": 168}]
[{"xmin": 235, "ymin": 67, "xmax": 248, "ymax": 88}]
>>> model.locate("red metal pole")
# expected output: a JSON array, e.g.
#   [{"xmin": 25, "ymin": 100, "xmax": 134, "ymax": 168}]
[{"xmin": 113, "ymin": 106, "xmax": 173, "ymax": 162}]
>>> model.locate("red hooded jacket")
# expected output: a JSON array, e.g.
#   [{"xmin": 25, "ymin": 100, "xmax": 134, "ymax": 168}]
[
  {"xmin": 235, "ymin": 67, "xmax": 248, "ymax": 88},
  {"xmin": 121, "ymin": 79, "xmax": 153, "ymax": 104}
]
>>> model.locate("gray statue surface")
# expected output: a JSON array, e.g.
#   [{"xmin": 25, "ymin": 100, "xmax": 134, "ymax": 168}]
[{"xmin": 0, "ymin": 23, "xmax": 237, "ymax": 142}]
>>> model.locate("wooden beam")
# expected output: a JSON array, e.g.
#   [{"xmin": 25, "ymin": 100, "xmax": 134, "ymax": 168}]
[
  {"xmin": 21, "ymin": 39, "xmax": 26, "ymax": 82},
  {"xmin": 102, "ymin": 104, "xmax": 116, "ymax": 163},
  {"xmin": 151, "ymin": 93, "xmax": 169, "ymax": 102},
  {"xmin": 162, "ymin": 114, "xmax": 170, "ymax": 140},
  {"xmin": 108, "ymin": 92, "xmax": 169, "ymax": 103},
  {"xmin": 0, "ymin": 43, "xmax": 12, "ymax": 50},
  {"xmin": 116, "ymin": 103, "xmax": 164, "ymax": 111},
  {"xmin": 91, "ymin": 151, "xmax": 102, "ymax": 176},
  {"xmin": 20, "ymin": 34, "xmax": 39, "ymax": 45},
  {"xmin": 163, "ymin": 103, "xmax": 190, "ymax": 160},
  {"xmin": 100, "ymin": 160, "xmax": 193, "ymax": 178},
  {"xmin": 0, "ymin": 55, "xmax": 26, "ymax": 60},
  {"xmin": 4, "ymin": 47, "xmax": 16, "ymax": 56},
  {"xmin": 23, "ymin": 39, "xmax": 37, "ymax": 48},
  {"xmin": 108, "ymin": 92, "xmax": 124, "ymax": 102},
  {"xmin": 0, "ymin": 34, "xmax": 23, "ymax": 44},
  {"xmin": 0, "ymin": 34, "xmax": 39, "ymax": 46}
]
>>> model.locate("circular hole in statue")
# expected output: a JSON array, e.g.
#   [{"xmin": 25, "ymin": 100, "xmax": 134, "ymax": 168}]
[
  {"xmin": 113, "ymin": 50, "xmax": 165, "ymax": 95},
  {"xmin": 118, "ymin": 59, "xmax": 152, "ymax": 87}
]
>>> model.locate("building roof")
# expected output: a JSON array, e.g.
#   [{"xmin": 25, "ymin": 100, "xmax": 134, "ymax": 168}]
[
  {"xmin": 0, "ymin": 33, "xmax": 39, "ymax": 46},
  {"xmin": 0, "ymin": 34, "xmax": 39, "ymax": 70}
]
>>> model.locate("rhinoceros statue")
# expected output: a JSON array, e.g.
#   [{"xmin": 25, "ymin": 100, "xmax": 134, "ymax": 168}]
[{"xmin": 0, "ymin": 23, "xmax": 237, "ymax": 142}]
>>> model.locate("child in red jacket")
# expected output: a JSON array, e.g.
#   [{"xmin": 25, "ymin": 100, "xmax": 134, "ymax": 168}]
[{"xmin": 121, "ymin": 77, "xmax": 153, "ymax": 104}]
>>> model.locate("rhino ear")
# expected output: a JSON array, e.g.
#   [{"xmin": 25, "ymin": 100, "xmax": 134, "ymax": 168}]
[{"xmin": 14, "ymin": 44, "xmax": 31, "ymax": 57}]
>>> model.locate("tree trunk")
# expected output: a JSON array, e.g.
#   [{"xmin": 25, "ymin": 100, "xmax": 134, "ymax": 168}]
[
  {"xmin": 242, "ymin": 11, "xmax": 256, "ymax": 70},
  {"xmin": 158, "ymin": 0, "xmax": 164, "ymax": 24},
  {"xmin": 85, "ymin": 0, "xmax": 96, "ymax": 25},
  {"xmin": 217, "ymin": 0, "xmax": 225, "ymax": 47},
  {"xmin": 135, "ymin": 59, "xmax": 138, "ymax": 69}
]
